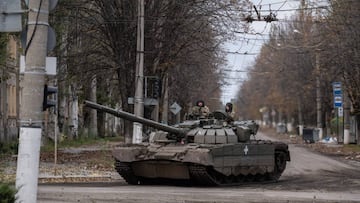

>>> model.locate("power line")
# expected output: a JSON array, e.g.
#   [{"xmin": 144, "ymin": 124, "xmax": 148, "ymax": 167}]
[
  {"xmin": 222, "ymin": 69, "xmax": 248, "ymax": 73},
  {"xmin": 222, "ymin": 77, "xmax": 247, "ymax": 80},
  {"xmin": 225, "ymin": 51, "xmax": 259, "ymax": 55},
  {"xmin": 252, "ymin": 0, "xmax": 291, "ymax": 7},
  {"xmin": 222, "ymin": 68, "xmax": 273, "ymax": 74},
  {"xmin": 243, "ymin": 5, "xmax": 329, "ymax": 13},
  {"xmin": 234, "ymin": 31, "xmax": 268, "ymax": 36}
]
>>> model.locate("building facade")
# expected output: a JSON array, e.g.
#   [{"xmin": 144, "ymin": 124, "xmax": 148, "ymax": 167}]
[{"xmin": 0, "ymin": 35, "xmax": 19, "ymax": 143}]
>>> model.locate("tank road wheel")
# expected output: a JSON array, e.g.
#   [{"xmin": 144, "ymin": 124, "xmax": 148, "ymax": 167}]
[
  {"xmin": 189, "ymin": 165, "xmax": 218, "ymax": 186},
  {"xmin": 114, "ymin": 160, "xmax": 140, "ymax": 185},
  {"xmin": 189, "ymin": 164, "xmax": 290, "ymax": 186},
  {"xmin": 275, "ymin": 151, "xmax": 287, "ymax": 172},
  {"xmin": 205, "ymin": 167, "xmax": 240, "ymax": 186},
  {"xmin": 235, "ymin": 175, "xmax": 245, "ymax": 183},
  {"xmin": 267, "ymin": 151, "xmax": 287, "ymax": 181},
  {"xmin": 244, "ymin": 174, "xmax": 255, "ymax": 182},
  {"xmin": 254, "ymin": 174, "xmax": 266, "ymax": 182}
]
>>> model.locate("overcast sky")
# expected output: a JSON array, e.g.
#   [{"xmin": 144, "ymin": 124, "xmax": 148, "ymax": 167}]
[{"xmin": 221, "ymin": 0, "xmax": 300, "ymax": 104}]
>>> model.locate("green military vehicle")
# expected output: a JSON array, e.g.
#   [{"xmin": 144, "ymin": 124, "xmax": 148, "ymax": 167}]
[{"xmin": 84, "ymin": 100, "xmax": 290, "ymax": 186}]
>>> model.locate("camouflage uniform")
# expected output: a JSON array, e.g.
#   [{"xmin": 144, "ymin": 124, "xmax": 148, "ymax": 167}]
[
  {"xmin": 191, "ymin": 105, "xmax": 210, "ymax": 117},
  {"xmin": 190, "ymin": 100, "xmax": 210, "ymax": 118},
  {"xmin": 225, "ymin": 102, "xmax": 235, "ymax": 122}
]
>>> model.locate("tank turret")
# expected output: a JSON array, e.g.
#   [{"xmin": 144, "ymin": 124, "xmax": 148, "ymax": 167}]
[{"xmin": 84, "ymin": 100, "xmax": 258, "ymax": 143}]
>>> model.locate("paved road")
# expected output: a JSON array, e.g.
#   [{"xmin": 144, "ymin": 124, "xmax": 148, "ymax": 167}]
[
  {"xmin": 38, "ymin": 183, "xmax": 360, "ymax": 203},
  {"xmin": 37, "ymin": 132, "xmax": 360, "ymax": 203}
]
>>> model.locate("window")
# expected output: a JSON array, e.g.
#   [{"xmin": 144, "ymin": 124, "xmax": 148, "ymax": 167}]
[{"xmin": 7, "ymin": 85, "xmax": 17, "ymax": 117}]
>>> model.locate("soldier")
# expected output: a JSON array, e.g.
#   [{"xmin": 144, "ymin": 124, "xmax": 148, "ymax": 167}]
[
  {"xmin": 191, "ymin": 100, "xmax": 210, "ymax": 118},
  {"xmin": 225, "ymin": 102, "xmax": 235, "ymax": 122}
]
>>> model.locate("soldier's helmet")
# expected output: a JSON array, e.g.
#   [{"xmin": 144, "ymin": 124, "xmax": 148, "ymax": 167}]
[
  {"xmin": 196, "ymin": 100, "xmax": 205, "ymax": 107},
  {"xmin": 225, "ymin": 102, "xmax": 233, "ymax": 112}
]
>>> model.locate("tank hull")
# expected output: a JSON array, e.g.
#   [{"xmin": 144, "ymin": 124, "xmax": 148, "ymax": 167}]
[{"xmin": 113, "ymin": 141, "xmax": 290, "ymax": 186}]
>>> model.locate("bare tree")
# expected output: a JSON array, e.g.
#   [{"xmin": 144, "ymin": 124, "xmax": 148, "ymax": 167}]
[
  {"xmin": 52, "ymin": 0, "xmax": 251, "ymax": 140},
  {"xmin": 236, "ymin": 0, "xmax": 360, "ymax": 139}
]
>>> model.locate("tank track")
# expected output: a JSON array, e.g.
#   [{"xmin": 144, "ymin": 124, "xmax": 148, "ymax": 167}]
[
  {"xmin": 188, "ymin": 165, "xmax": 272, "ymax": 186},
  {"xmin": 188, "ymin": 150, "xmax": 287, "ymax": 186}
]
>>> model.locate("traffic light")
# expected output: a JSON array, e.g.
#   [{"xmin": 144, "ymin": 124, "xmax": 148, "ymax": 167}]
[
  {"xmin": 43, "ymin": 84, "xmax": 58, "ymax": 111},
  {"xmin": 153, "ymin": 78, "xmax": 161, "ymax": 98}
]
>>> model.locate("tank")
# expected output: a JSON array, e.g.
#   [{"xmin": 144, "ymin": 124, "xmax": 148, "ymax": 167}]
[{"xmin": 84, "ymin": 100, "xmax": 290, "ymax": 186}]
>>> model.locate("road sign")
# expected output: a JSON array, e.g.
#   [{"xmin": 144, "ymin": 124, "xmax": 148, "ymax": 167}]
[
  {"xmin": 332, "ymin": 82, "xmax": 342, "ymax": 95},
  {"xmin": 0, "ymin": 0, "xmax": 22, "ymax": 32},
  {"xmin": 170, "ymin": 102, "xmax": 181, "ymax": 115},
  {"xmin": 338, "ymin": 107, "xmax": 343, "ymax": 117},
  {"xmin": 334, "ymin": 98, "xmax": 343, "ymax": 108},
  {"xmin": 21, "ymin": 26, "xmax": 57, "ymax": 53},
  {"xmin": 332, "ymin": 82, "xmax": 342, "ymax": 108},
  {"xmin": 20, "ymin": 56, "xmax": 57, "ymax": 75}
]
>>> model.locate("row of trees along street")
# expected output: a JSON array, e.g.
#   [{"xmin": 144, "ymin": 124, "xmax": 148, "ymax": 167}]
[
  {"xmin": 235, "ymin": 0, "xmax": 359, "ymax": 144},
  {"xmin": 48, "ymin": 0, "xmax": 249, "ymax": 143},
  {"xmin": 0, "ymin": 1, "xmax": 359, "ymax": 145}
]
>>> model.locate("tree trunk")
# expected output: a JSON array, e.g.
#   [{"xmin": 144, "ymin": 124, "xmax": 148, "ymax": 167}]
[
  {"xmin": 161, "ymin": 73, "xmax": 169, "ymax": 124},
  {"xmin": 357, "ymin": 115, "xmax": 360, "ymax": 145},
  {"xmin": 114, "ymin": 102, "xmax": 122, "ymax": 135},
  {"xmin": 98, "ymin": 111, "xmax": 105, "ymax": 138},
  {"xmin": 58, "ymin": 81, "xmax": 67, "ymax": 138},
  {"xmin": 70, "ymin": 84, "xmax": 79, "ymax": 139},
  {"xmin": 89, "ymin": 77, "xmax": 97, "ymax": 137}
]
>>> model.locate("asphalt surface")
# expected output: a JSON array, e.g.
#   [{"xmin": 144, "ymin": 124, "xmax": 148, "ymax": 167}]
[{"xmin": 36, "ymin": 131, "xmax": 360, "ymax": 203}]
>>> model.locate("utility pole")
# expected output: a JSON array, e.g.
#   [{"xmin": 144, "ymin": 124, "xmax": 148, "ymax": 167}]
[
  {"xmin": 297, "ymin": 98, "xmax": 303, "ymax": 136},
  {"xmin": 133, "ymin": 0, "xmax": 144, "ymax": 143},
  {"xmin": 15, "ymin": 0, "xmax": 49, "ymax": 202},
  {"xmin": 316, "ymin": 51, "xmax": 323, "ymax": 140},
  {"xmin": 343, "ymin": 89, "xmax": 350, "ymax": 144}
]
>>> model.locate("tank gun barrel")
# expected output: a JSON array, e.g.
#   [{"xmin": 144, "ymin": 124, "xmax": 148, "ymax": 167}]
[{"xmin": 84, "ymin": 100, "xmax": 186, "ymax": 135}]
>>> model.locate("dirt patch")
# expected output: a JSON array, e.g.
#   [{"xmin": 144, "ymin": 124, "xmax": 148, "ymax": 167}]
[
  {"xmin": 37, "ymin": 149, "xmax": 118, "ymax": 183},
  {"xmin": 40, "ymin": 150, "xmax": 114, "ymax": 170},
  {"xmin": 0, "ymin": 148, "xmax": 118, "ymax": 183}
]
